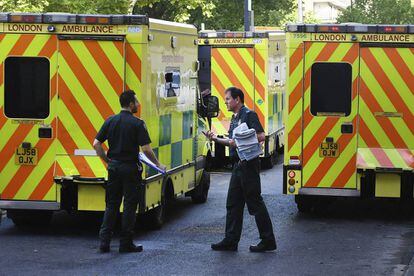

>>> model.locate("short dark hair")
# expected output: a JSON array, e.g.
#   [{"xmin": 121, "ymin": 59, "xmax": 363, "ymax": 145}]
[
  {"xmin": 225, "ymin": 87, "xmax": 244, "ymax": 103},
  {"xmin": 119, "ymin": 90, "xmax": 136, "ymax": 108}
]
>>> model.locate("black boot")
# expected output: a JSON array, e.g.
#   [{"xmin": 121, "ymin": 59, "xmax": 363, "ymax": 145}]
[
  {"xmin": 99, "ymin": 240, "xmax": 110, "ymax": 253},
  {"xmin": 119, "ymin": 243, "xmax": 143, "ymax": 253},
  {"xmin": 249, "ymin": 239, "xmax": 277, "ymax": 252},
  {"xmin": 211, "ymin": 239, "xmax": 238, "ymax": 251}
]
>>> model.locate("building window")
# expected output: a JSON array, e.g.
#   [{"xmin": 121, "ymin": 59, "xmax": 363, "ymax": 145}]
[
  {"xmin": 310, "ymin": 62, "xmax": 352, "ymax": 116},
  {"xmin": 5, "ymin": 57, "xmax": 50, "ymax": 119}
]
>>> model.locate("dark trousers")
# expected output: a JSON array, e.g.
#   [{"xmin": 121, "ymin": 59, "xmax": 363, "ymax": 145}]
[
  {"xmin": 225, "ymin": 157, "xmax": 275, "ymax": 243},
  {"xmin": 99, "ymin": 161, "xmax": 141, "ymax": 245}
]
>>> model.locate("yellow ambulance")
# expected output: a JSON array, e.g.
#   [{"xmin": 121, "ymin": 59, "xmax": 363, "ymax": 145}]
[
  {"xmin": 283, "ymin": 24, "xmax": 414, "ymax": 211},
  {"xmin": 198, "ymin": 31, "xmax": 286, "ymax": 169},
  {"xmin": 0, "ymin": 12, "xmax": 218, "ymax": 227}
]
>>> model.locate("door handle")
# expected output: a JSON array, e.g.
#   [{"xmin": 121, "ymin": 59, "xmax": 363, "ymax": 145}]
[{"xmin": 341, "ymin": 123, "xmax": 353, "ymax": 134}]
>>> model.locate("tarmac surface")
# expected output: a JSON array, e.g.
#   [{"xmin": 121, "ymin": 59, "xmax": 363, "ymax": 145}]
[{"xmin": 1, "ymin": 159, "xmax": 414, "ymax": 275}]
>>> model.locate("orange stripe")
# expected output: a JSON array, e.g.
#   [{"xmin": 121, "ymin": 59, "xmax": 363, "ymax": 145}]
[
  {"xmin": 1, "ymin": 121, "xmax": 56, "ymax": 199},
  {"xmin": 38, "ymin": 35, "xmax": 56, "ymax": 58},
  {"xmin": 288, "ymin": 72, "xmax": 306, "ymax": 113},
  {"xmin": 0, "ymin": 62, "xmax": 3, "ymax": 86},
  {"xmin": 383, "ymin": 48, "xmax": 414, "ymax": 93},
  {"xmin": 287, "ymin": 118, "xmax": 301, "ymax": 151},
  {"xmin": 361, "ymin": 48, "xmax": 414, "ymax": 135},
  {"xmin": 289, "ymin": 43, "xmax": 342, "ymax": 114},
  {"xmin": 59, "ymin": 41, "xmax": 114, "ymax": 120},
  {"xmin": 0, "ymin": 107, "xmax": 6, "ymax": 130},
  {"xmin": 57, "ymin": 119, "xmax": 96, "ymax": 177},
  {"xmin": 370, "ymin": 148, "xmax": 393, "ymax": 168},
  {"xmin": 305, "ymin": 117, "xmax": 356, "ymax": 187},
  {"xmin": 8, "ymin": 34, "xmax": 35, "ymax": 55},
  {"xmin": 83, "ymin": 40, "xmax": 124, "ymax": 95},
  {"xmin": 360, "ymin": 79, "xmax": 408, "ymax": 148},
  {"xmin": 211, "ymin": 70, "xmax": 228, "ymax": 122},
  {"xmin": 213, "ymin": 49, "xmax": 265, "ymax": 124},
  {"xmin": 114, "ymin": 40, "xmax": 124, "ymax": 57},
  {"xmin": 331, "ymin": 155, "xmax": 356, "ymax": 188},
  {"xmin": 0, "ymin": 125, "xmax": 33, "ymax": 172},
  {"xmin": 358, "ymin": 117, "xmax": 380, "ymax": 147},
  {"xmin": 55, "ymin": 162, "xmax": 64, "ymax": 176},
  {"xmin": 28, "ymin": 163, "xmax": 55, "ymax": 200},
  {"xmin": 228, "ymin": 48, "xmax": 266, "ymax": 101},
  {"xmin": 57, "ymin": 75, "xmax": 99, "ymax": 148},
  {"xmin": 126, "ymin": 43, "xmax": 142, "ymax": 82},
  {"xmin": 254, "ymin": 49, "xmax": 265, "ymax": 73},
  {"xmin": 302, "ymin": 118, "xmax": 339, "ymax": 167},
  {"xmin": 289, "ymin": 45, "xmax": 303, "ymax": 75}
]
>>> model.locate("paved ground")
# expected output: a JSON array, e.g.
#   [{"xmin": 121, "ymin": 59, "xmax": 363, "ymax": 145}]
[{"xmin": 1, "ymin": 160, "xmax": 414, "ymax": 275}]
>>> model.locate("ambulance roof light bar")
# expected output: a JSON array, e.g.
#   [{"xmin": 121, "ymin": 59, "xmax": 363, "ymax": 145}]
[
  {"xmin": 0, "ymin": 12, "xmax": 149, "ymax": 25},
  {"xmin": 44, "ymin": 13, "xmax": 76, "ymax": 24},
  {"xmin": 286, "ymin": 24, "xmax": 410, "ymax": 34},
  {"xmin": 9, "ymin": 13, "xmax": 43, "ymax": 23},
  {"xmin": 198, "ymin": 31, "xmax": 269, "ymax": 38}
]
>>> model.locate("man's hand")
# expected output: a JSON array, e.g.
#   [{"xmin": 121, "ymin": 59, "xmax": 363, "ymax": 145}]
[
  {"xmin": 229, "ymin": 139, "xmax": 236, "ymax": 148},
  {"xmin": 203, "ymin": 130, "xmax": 217, "ymax": 142},
  {"xmin": 158, "ymin": 164, "xmax": 167, "ymax": 172},
  {"xmin": 93, "ymin": 139, "xmax": 110, "ymax": 163}
]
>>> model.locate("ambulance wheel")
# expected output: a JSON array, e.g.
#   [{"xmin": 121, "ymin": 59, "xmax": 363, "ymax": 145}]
[
  {"xmin": 143, "ymin": 204, "xmax": 165, "ymax": 230},
  {"xmin": 295, "ymin": 196, "xmax": 313, "ymax": 213},
  {"xmin": 7, "ymin": 210, "xmax": 53, "ymax": 227},
  {"xmin": 191, "ymin": 171, "xmax": 210, "ymax": 204}
]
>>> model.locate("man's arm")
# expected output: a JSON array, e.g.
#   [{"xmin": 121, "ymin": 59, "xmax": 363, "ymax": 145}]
[
  {"xmin": 93, "ymin": 139, "xmax": 110, "ymax": 163},
  {"xmin": 205, "ymin": 131, "xmax": 236, "ymax": 148},
  {"xmin": 141, "ymin": 144, "xmax": 167, "ymax": 171}
]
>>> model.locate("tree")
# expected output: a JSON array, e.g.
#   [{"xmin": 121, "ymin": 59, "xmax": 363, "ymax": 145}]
[
  {"xmin": 337, "ymin": 0, "xmax": 414, "ymax": 24},
  {"xmin": 133, "ymin": 0, "xmax": 295, "ymax": 30},
  {"xmin": 0, "ymin": 0, "xmax": 48, "ymax": 12},
  {"xmin": 45, "ymin": 0, "xmax": 130, "ymax": 14}
]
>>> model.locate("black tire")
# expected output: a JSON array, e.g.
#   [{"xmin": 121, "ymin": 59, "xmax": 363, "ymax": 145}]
[
  {"xmin": 295, "ymin": 196, "xmax": 313, "ymax": 213},
  {"xmin": 7, "ymin": 210, "xmax": 53, "ymax": 227},
  {"xmin": 142, "ymin": 204, "xmax": 165, "ymax": 230},
  {"xmin": 191, "ymin": 171, "xmax": 210, "ymax": 204}
]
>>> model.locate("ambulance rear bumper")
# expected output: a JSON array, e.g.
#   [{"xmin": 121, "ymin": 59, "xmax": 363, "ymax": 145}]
[{"xmin": 0, "ymin": 200, "xmax": 60, "ymax": 210}]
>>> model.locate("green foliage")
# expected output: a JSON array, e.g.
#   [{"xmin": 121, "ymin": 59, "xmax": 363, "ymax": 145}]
[
  {"xmin": 1, "ymin": 0, "xmax": 296, "ymax": 30},
  {"xmin": 0, "ymin": 0, "xmax": 48, "ymax": 12},
  {"xmin": 337, "ymin": 0, "xmax": 414, "ymax": 24}
]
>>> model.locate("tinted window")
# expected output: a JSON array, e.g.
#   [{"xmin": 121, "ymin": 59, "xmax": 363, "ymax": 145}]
[
  {"xmin": 5, "ymin": 57, "xmax": 50, "ymax": 119},
  {"xmin": 164, "ymin": 68, "xmax": 180, "ymax": 98},
  {"xmin": 310, "ymin": 62, "xmax": 352, "ymax": 116}
]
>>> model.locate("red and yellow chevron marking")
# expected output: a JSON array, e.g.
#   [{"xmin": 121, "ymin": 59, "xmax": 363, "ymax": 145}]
[
  {"xmin": 359, "ymin": 47, "xmax": 414, "ymax": 152},
  {"xmin": 211, "ymin": 47, "xmax": 266, "ymax": 136},
  {"xmin": 301, "ymin": 42, "xmax": 359, "ymax": 189},
  {"xmin": 285, "ymin": 42, "xmax": 304, "ymax": 164},
  {"xmin": 0, "ymin": 34, "xmax": 58, "ymax": 201},
  {"xmin": 357, "ymin": 148, "xmax": 414, "ymax": 170},
  {"xmin": 56, "ymin": 39, "xmax": 127, "ymax": 178}
]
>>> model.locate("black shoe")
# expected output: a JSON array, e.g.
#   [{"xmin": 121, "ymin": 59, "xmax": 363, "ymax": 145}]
[
  {"xmin": 211, "ymin": 239, "xmax": 238, "ymax": 251},
  {"xmin": 99, "ymin": 241, "xmax": 110, "ymax": 253},
  {"xmin": 119, "ymin": 243, "xmax": 143, "ymax": 253},
  {"xmin": 249, "ymin": 240, "xmax": 277, "ymax": 252}
]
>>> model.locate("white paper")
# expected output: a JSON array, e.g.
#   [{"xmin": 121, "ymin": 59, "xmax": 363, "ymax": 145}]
[{"xmin": 139, "ymin": 152, "xmax": 166, "ymax": 175}]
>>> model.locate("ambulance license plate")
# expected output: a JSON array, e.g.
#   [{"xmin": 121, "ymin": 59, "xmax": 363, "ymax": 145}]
[
  {"xmin": 15, "ymin": 147, "xmax": 38, "ymax": 165},
  {"xmin": 319, "ymin": 142, "xmax": 339, "ymax": 157}
]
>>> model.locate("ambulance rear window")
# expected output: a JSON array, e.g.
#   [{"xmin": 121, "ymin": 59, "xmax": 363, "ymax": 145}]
[
  {"xmin": 310, "ymin": 62, "xmax": 352, "ymax": 117},
  {"xmin": 4, "ymin": 57, "xmax": 50, "ymax": 119}
]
